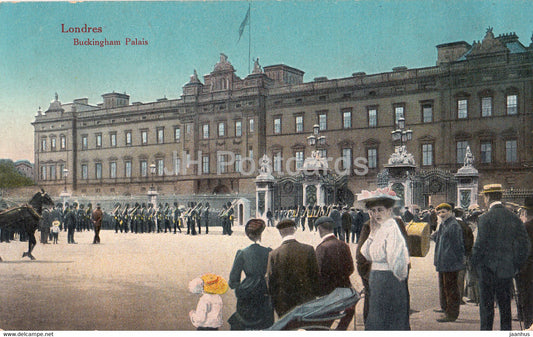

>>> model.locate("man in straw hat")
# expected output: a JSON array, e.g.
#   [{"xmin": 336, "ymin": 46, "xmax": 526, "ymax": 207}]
[
  {"xmin": 471, "ymin": 184, "xmax": 531, "ymax": 330},
  {"xmin": 315, "ymin": 216, "xmax": 355, "ymax": 330},
  {"xmin": 516, "ymin": 196, "xmax": 533, "ymax": 329},
  {"xmin": 266, "ymin": 219, "xmax": 320, "ymax": 318}
]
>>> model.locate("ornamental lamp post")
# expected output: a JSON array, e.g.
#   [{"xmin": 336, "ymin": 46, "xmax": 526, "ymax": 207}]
[
  {"xmin": 391, "ymin": 117, "xmax": 413, "ymax": 148},
  {"xmin": 307, "ymin": 124, "xmax": 325, "ymax": 158},
  {"xmin": 63, "ymin": 168, "xmax": 69, "ymax": 192},
  {"xmin": 386, "ymin": 116, "xmax": 415, "ymax": 210},
  {"xmin": 149, "ymin": 163, "xmax": 156, "ymax": 191}
]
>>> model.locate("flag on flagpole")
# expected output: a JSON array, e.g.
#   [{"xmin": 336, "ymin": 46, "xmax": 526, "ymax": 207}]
[{"xmin": 238, "ymin": 6, "xmax": 250, "ymax": 42}]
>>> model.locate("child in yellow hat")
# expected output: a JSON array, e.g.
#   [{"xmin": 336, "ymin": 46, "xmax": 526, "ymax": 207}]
[{"xmin": 188, "ymin": 273, "xmax": 228, "ymax": 330}]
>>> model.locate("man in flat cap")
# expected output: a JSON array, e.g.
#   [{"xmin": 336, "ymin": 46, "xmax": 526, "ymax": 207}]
[
  {"xmin": 315, "ymin": 216, "xmax": 355, "ymax": 330},
  {"xmin": 431, "ymin": 203, "xmax": 465, "ymax": 323},
  {"xmin": 266, "ymin": 219, "xmax": 320, "ymax": 318},
  {"xmin": 471, "ymin": 184, "xmax": 531, "ymax": 330}
]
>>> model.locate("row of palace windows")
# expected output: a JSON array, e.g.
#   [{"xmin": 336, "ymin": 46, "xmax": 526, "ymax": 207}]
[
  {"xmin": 39, "ymin": 138, "xmax": 519, "ymax": 181},
  {"xmin": 40, "ymin": 119, "xmax": 255, "ymax": 152},
  {"xmin": 72, "ymin": 119, "xmax": 255, "ymax": 151},
  {"xmin": 457, "ymin": 94, "xmax": 518, "ymax": 119},
  {"xmin": 201, "ymin": 119, "xmax": 254, "ymax": 140},
  {"xmin": 39, "ymin": 135, "xmax": 67, "ymax": 152},
  {"xmin": 271, "ymin": 105, "xmax": 419, "ymax": 135},
  {"xmin": 39, "ymin": 92, "xmax": 519, "ymax": 152},
  {"xmin": 270, "ymin": 93, "xmax": 520, "ymax": 135}
]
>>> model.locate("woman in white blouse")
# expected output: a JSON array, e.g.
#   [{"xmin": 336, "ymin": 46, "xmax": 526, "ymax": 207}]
[{"xmin": 358, "ymin": 188, "xmax": 410, "ymax": 330}]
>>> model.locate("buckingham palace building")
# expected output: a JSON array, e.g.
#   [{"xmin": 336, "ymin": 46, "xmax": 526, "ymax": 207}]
[{"xmin": 33, "ymin": 29, "xmax": 533, "ymax": 207}]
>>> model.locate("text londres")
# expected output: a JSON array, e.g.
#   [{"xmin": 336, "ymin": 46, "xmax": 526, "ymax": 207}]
[{"xmin": 61, "ymin": 24, "xmax": 148, "ymax": 47}]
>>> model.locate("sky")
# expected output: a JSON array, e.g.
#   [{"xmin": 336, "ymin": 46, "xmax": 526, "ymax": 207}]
[{"xmin": 0, "ymin": 0, "xmax": 532, "ymax": 162}]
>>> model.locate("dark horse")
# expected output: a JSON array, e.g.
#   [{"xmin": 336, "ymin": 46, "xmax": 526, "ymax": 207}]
[{"xmin": 0, "ymin": 190, "xmax": 54, "ymax": 261}]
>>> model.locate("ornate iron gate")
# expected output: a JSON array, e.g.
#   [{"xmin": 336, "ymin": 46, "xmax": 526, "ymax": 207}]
[
  {"xmin": 378, "ymin": 168, "xmax": 457, "ymax": 209},
  {"xmin": 273, "ymin": 176, "xmax": 303, "ymax": 211},
  {"xmin": 411, "ymin": 168, "xmax": 457, "ymax": 209},
  {"xmin": 273, "ymin": 174, "xmax": 354, "ymax": 209}
]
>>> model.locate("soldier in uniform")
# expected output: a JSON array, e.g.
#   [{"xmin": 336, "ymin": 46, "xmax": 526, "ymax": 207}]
[
  {"xmin": 85, "ymin": 203, "xmax": 93, "ymax": 231},
  {"xmin": 201, "ymin": 202, "xmax": 209, "ymax": 234},
  {"xmin": 76, "ymin": 204, "xmax": 85, "ymax": 232},
  {"xmin": 186, "ymin": 202, "xmax": 197, "ymax": 235},
  {"xmin": 147, "ymin": 203, "xmax": 156, "ymax": 233},
  {"xmin": 65, "ymin": 203, "xmax": 77, "ymax": 244},
  {"xmin": 113, "ymin": 203, "xmax": 122, "ymax": 233},
  {"xmin": 163, "ymin": 203, "xmax": 171, "ymax": 233},
  {"xmin": 299, "ymin": 206, "xmax": 307, "ymax": 231},
  {"xmin": 220, "ymin": 204, "xmax": 228, "ymax": 235},
  {"xmin": 62, "ymin": 202, "xmax": 70, "ymax": 232},
  {"xmin": 140, "ymin": 203, "xmax": 148, "ymax": 233},
  {"xmin": 122, "ymin": 203, "xmax": 130, "ymax": 233},
  {"xmin": 39, "ymin": 204, "xmax": 51, "ymax": 244},
  {"xmin": 194, "ymin": 202, "xmax": 203, "ymax": 234},
  {"xmin": 173, "ymin": 202, "xmax": 181, "ymax": 233},
  {"xmin": 226, "ymin": 202, "xmax": 234, "ymax": 235},
  {"xmin": 307, "ymin": 205, "xmax": 318, "ymax": 232}
]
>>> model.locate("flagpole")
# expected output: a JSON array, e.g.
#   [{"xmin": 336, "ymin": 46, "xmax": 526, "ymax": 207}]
[{"xmin": 248, "ymin": 3, "xmax": 251, "ymax": 74}]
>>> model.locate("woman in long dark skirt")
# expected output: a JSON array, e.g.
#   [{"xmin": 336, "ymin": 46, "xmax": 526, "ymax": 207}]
[
  {"xmin": 358, "ymin": 188, "xmax": 410, "ymax": 330},
  {"xmin": 228, "ymin": 218, "xmax": 274, "ymax": 330}
]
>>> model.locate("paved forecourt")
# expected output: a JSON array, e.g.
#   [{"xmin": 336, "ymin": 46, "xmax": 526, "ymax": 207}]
[{"xmin": 0, "ymin": 225, "xmax": 523, "ymax": 330}]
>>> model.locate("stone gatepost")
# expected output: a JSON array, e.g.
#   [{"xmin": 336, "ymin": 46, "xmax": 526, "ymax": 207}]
[
  {"xmin": 455, "ymin": 146, "xmax": 479, "ymax": 209},
  {"xmin": 300, "ymin": 151, "xmax": 329, "ymax": 207},
  {"xmin": 147, "ymin": 189, "xmax": 158, "ymax": 208},
  {"xmin": 384, "ymin": 145, "xmax": 416, "ymax": 208},
  {"xmin": 255, "ymin": 155, "xmax": 275, "ymax": 220}
]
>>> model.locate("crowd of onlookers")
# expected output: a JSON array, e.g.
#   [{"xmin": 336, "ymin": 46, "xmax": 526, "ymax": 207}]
[{"xmin": 190, "ymin": 184, "xmax": 532, "ymax": 331}]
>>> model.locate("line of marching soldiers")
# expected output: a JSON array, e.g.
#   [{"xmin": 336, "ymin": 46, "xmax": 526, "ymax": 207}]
[
  {"xmin": 266, "ymin": 204, "xmax": 370, "ymax": 243},
  {"xmin": 109, "ymin": 201, "xmax": 235, "ymax": 236}
]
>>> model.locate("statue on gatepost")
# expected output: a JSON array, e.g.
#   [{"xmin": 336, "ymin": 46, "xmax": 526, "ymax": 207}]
[
  {"xmin": 259, "ymin": 154, "xmax": 272, "ymax": 175},
  {"xmin": 464, "ymin": 145, "xmax": 474, "ymax": 167}
]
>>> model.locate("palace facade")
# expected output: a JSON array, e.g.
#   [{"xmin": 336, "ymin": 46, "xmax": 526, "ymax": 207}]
[{"xmin": 33, "ymin": 29, "xmax": 533, "ymax": 205}]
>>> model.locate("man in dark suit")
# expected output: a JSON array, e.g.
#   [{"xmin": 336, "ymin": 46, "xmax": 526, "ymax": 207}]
[
  {"xmin": 431, "ymin": 203, "xmax": 465, "ymax": 323},
  {"xmin": 315, "ymin": 216, "xmax": 355, "ymax": 330},
  {"xmin": 517, "ymin": 197, "xmax": 533, "ymax": 329},
  {"xmin": 471, "ymin": 184, "xmax": 531, "ymax": 330},
  {"xmin": 266, "ymin": 219, "xmax": 320, "ymax": 318},
  {"xmin": 341, "ymin": 206, "xmax": 352, "ymax": 244},
  {"xmin": 328, "ymin": 205, "xmax": 342, "ymax": 240}
]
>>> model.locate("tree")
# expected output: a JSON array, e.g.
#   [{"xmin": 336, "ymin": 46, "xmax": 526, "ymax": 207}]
[{"xmin": 0, "ymin": 160, "xmax": 35, "ymax": 189}]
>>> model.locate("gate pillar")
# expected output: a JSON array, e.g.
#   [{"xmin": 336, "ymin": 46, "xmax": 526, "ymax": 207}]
[
  {"xmin": 455, "ymin": 146, "xmax": 479, "ymax": 209},
  {"xmin": 256, "ymin": 155, "xmax": 275, "ymax": 220},
  {"xmin": 384, "ymin": 146, "xmax": 416, "ymax": 208}
]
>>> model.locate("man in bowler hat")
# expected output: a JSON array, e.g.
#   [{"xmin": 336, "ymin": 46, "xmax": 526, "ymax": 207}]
[
  {"xmin": 266, "ymin": 219, "xmax": 320, "ymax": 318},
  {"xmin": 315, "ymin": 216, "xmax": 355, "ymax": 330}
]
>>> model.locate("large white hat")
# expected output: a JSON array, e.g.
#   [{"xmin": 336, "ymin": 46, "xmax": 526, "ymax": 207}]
[{"xmin": 357, "ymin": 187, "xmax": 400, "ymax": 204}]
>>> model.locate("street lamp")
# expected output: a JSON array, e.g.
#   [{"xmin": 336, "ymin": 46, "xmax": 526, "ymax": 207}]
[
  {"xmin": 63, "ymin": 168, "xmax": 69, "ymax": 192},
  {"xmin": 307, "ymin": 124, "xmax": 325, "ymax": 158},
  {"xmin": 149, "ymin": 163, "xmax": 156, "ymax": 191},
  {"xmin": 391, "ymin": 117, "xmax": 413, "ymax": 148}
]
